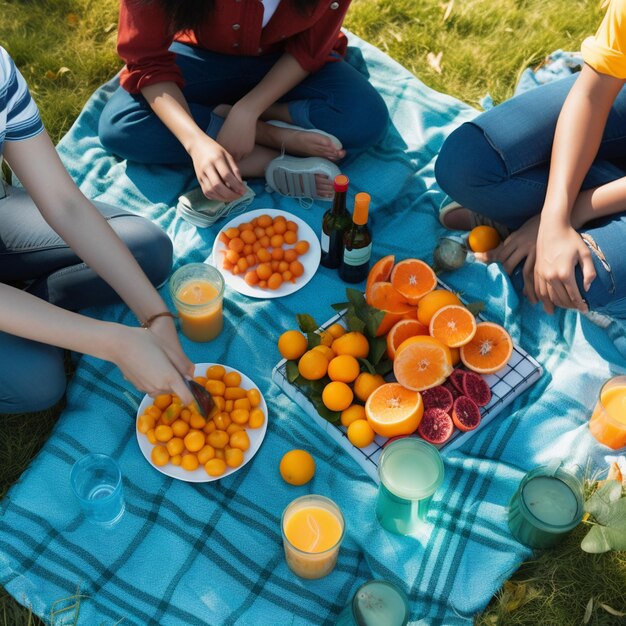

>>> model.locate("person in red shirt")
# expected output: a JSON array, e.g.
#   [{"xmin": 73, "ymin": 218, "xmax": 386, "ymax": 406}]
[{"xmin": 99, "ymin": 0, "xmax": 389, "ymax": 201}]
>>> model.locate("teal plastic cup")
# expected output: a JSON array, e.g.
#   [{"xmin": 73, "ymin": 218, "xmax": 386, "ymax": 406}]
[
  {"xmin": 508, "ymin": 463, "xmax": 584, "ymax": 549},
  {"xmin": 336, "ymin": 579, "xmax": 409, "ymax": 626},
  {"xmin": 375, "ymin": 438, "xmax": 445, "ymax": 535}
]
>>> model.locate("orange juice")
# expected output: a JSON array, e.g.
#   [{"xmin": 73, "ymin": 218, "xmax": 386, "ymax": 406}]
[
  {"xmin": 589, "ymin": 376, "xmax": 626, "ymax": 449},
  {"xmin": 282, "ymin": 496, "xmax": 344, "ymax": 579},
  {"xmin": 169, "ymin": 264, "xmax": 224, "ymax": 343}
]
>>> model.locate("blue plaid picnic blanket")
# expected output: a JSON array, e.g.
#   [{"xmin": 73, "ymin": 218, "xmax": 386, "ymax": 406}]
[{"xmin": 1, "ymin": 32, "xmax": 624, "ymax": 626}]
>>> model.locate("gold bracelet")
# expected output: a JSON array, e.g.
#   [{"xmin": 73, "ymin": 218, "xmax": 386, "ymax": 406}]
[{"xmin": 140, "ymin": 311, "xmax": 177, "ymax": 329}]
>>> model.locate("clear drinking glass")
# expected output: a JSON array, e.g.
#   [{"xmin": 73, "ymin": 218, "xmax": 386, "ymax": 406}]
[
  {"xmin": 589, "ymin": 375, "xmax": 626, "ymax": 449},
  {"xmin": 70, "ymin": 453, "xmax": 125, "ymax": 526},
  {"xmin": 335, "ymin": 580, "xmax": 409, "ymax": 626}
]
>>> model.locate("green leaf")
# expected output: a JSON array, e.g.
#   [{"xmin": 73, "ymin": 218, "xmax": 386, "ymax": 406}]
[
  {"xmin": 285, "ymin": 361, "xmax": 300, "ymax": 384},
  {"xmin": 365, "ymin": 308, "xmax": 386, "ymax": 338},
  {"xmin": 331, "ymin": 302, "xmax": 350, "ymax": 312},
  {"xmin": 585, "ymin": 480, "xmax": 623, "ymax": 524},
  {"xmin": 308, "ymin": 394, "xmax": 341, "ymax": 424},
  {"xmin": 296, "ymin": 313, "xmax": 319, "ymax": 333},
  {"xmin": 581, "ymin": 522, "xmax": 626, "ymax": 553},
  {"xmin": 375, "ymin": 359, "xmax": 394, "ymax": 376},
  {"xmin": 466, "ymin": 300, "xmax": 486, "ymax": 317},
  {"xmin": 306, "ymin": 332, "xmax": 321, "ymax": 348},
  {"xmin": 369, "ymin": 335, "xmax": 388, "ymax": 365},
  {"xmin": 346, "ymin": 312, "xmax": 366, "ymax": 333},
  {"xmin": 346, "ymin": 288, "xmax": 366, "ymax": 309},
  {"xmin": 357, "ymin": 357, "xmax": 376, "ymax": 375}
]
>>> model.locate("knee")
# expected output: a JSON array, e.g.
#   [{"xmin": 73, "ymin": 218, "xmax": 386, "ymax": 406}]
[
  {"xmin": 1, "ymin": 345, "xmax": 66, "ymax": 414},
  {"xmin": 117, "ymin": 216, "xmax": 173, "ymax": 288},
  {"xmin": 341, "ymin": 88, "xmax": 389, "ymax": 150},
  {"xmin": 435, "ymin": 122, "xmax": 504, "ymax": 203}
]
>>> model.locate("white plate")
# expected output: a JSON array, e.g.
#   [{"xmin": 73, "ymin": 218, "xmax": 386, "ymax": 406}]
[
  {"xmin": 209, "ymin": 208, "xmax": 321, "ymax": 298},
  {"xmin": 136, "ymin": 363, "xmax": 268, "ymax": 483}
]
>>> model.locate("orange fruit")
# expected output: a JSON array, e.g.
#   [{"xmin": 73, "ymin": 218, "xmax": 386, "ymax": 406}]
[
  {"xmin": 331, "ymin": 332, "xmax": 370, "ymax": 359},
  {"xmin": 184, "ymin": 430, "xmax": 206, "ymax": 453},
  {"xmin": 322, "ymin": 381, "xmax": 354, "ymax": 411},
  {"xmin": 340, "ymin": 404, "xmax": 367, "ymax": 427},
  {"xmin": 205, "ymin": 458, "xmax": 227, "ymax": 477},
  {"xmin": 347, "ymin": 419, "xmax": 376, "ymax": 448},
  {"xmin": 365, "ymin": 254, "xmax": 395, "ymax": 295},
  {"xmin": 417, "ymin": 289, "xmax": 462, "ymax": 326},
  {"xmin": 326, "ymin": 323, "xmax": 347, "ymax": 339},
  {"xmin": 279, "ymin": 449, "xmax": 316, "ymax": 485},
  {"xmin": 365, "ymin": 281, "xmax": 413, "ymax": 313},
  {"xmin": 327, "ymin": 354, "xmax": 361, "ymax": 383},
  {"xmin": 353, "ymin": 372, "xmax": 386, "ymax": 402},
  {"xmin": 365, "ymin": 382, "xmax": 424, "ymax": 437},
  {"xmin": 386, "ymin": 318, "xmax": 429, "ymax": 359},
  {"xmin": 450, "ymin": 347, "xmax": 461, "ymax": 366},
  {"xmin": 428, "ymin": 304, "xmax": 477, "ymax": 348},
  {"xmin": 460, "ymin": 321, "xmax": 513, "ymax": 374},
  {"xmin": 390, "ymin": 259, "xmax": 437, "ymax": 305},
  {"xmin": 278, "ymin": 330, "xmax": 308, "ymax": 361},
  {"xmin": 468, "ymin": 225, "xmax": 501, "ymax": 252},
  {"xmin": 312, "ymin": 344, "xmax": 336, "ymax": 361},
  {"xmin": 393, "ymin": 335, "xmax": 453, "ymax": 391},
  {"xmin": 298, "ymin": 349, "xmax": 329, "ymax": 380}
]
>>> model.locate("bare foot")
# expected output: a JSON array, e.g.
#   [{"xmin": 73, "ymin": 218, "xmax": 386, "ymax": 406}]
[
  {"xmin": 315, "ymin": 174, "xmax": 335, "ymax": 198},
  {"xmin": 262, "ymin": 124, "xmax": 346, "ymax": 161}
]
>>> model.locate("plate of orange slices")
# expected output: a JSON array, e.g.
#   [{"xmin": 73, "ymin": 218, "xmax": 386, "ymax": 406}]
[{"xmin": 136, "ymin": 363, "xmax": 268, "ymax": 483}]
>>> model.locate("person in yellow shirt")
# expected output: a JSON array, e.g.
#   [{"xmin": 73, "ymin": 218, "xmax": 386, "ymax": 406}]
[{"xmin": 435, "ymin": 0, "xmax": 626, "ymax": 320}]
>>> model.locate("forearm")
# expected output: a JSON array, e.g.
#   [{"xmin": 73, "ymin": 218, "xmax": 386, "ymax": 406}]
[
  {"xmin": 542, "ymin": 65, "xmax": 624, "ymax": 227},
  {"xmin": 236, "ymin": 53, "xmax": 309, "ymax": 116},
  {"xmin": 0, "ymin": 283, "xmax": 120, "ymax": 360},
  {"xmin": 141, "ymin": 81, "xmax": 216, "ymax": 155},
  {"xmin": 570, "ymin": 176, "xmax": 626, "ymax": 230}
]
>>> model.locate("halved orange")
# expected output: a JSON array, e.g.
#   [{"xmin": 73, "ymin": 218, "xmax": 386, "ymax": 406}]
[
  {"xmin": 365, "ymin": 281, "xmax": 413, "ymax": 313},
  {"xmin": 386, "ymin": 318, "xmax": 430, "ymax": 359},
  {"xmin": 459, "ymin": 321, "xmax": 513, "ymax": 374},
  {"xmin": 390, "ymin": 259, "xmax": 437, "ymax": 305},
  {"xmin": 417, "ymin": 289, "xmax": 462, "ymax": 326},
  {"xmin": 429, "ymin": 304, "xmax": 477, "ymax": 348},
  {"xmin": 393, "ymin": 335, "xmax": 453, "ymax": 391},
  {"xmin": 365, "ymin": 382, "xmax": 424, "ymax": 438},
  {"xmin": 365, "ymin": 254, "xmax": 395, "ymax": 295}
]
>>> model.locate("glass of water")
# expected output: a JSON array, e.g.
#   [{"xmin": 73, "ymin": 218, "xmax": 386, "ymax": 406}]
[{"xmin": 70, "ymin": 453, "xmax": 125, "ymax": 526}]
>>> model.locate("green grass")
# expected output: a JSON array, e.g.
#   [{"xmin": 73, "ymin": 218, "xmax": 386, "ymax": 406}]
[{"xmin": 1, "ymin": 0, "xmax": 624, "ymax": 624}]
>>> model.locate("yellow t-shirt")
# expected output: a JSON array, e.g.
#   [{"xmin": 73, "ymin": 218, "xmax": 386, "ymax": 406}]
[{"xmin": 582, "ymin": 0, "xmax": 626, "ymax": 78}]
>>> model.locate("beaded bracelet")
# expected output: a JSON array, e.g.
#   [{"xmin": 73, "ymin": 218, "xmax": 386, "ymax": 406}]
[{"xmin": 140, "ymin": 311, "xmax": 177, "ymax": 329}]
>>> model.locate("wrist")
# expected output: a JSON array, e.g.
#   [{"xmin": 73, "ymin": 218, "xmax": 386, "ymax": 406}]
[
  {"xmin": 233, "ymin": 96, "xmax": 263, "ymax": 120},
  {"xmin": 185, "ymin": 130, "xmax": 214, "ymax": 157}
]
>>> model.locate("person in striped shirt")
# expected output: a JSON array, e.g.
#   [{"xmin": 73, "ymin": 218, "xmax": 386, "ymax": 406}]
[{"xmin": 0, "ymin": 47, "xmax": 195, "ymax": 414}]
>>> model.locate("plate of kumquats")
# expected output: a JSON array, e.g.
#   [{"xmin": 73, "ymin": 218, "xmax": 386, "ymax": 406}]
[
  {"xmin": 136, "ymin": 363, "xmax": 268, "ymax": 483},
  {"xmin": 210, "ymin": 208, "xmax": 320, "ymax": 298}
]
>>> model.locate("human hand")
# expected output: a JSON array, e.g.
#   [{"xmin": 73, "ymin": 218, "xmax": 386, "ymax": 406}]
[
  {"xmin": 148, "ymin": 314, "xmax": 195, "ymax": 378},
  {"xmin": 533, "ymin": 220, "xmax": 596, "ymax": 314},
  {"xmin": 188, "ymin": 134, "xmax": 245, "ymax": 202},
  {"xmin": 111, "ymin": 326, "xmax": 194, "ymax": 404},
  {"xmin": 217, "ymin": 103, "xmax": 257, "ymax": 162}
]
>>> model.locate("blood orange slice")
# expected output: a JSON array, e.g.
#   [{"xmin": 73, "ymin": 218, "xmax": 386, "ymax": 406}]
[
  {"xmin": 365, "ymin": 383, "xmax": 424, "ymax": 438},
  {"xmin": 462, "ymin": 371, "xmax": 491, "ymax": 407},
  {"xmin": 460, "ymin": 322, "xmax": 513, "ymax": 374},
  {"xmin": 417, "ymin": 408, "xmax": 454, "ymax": 444},
  {"xmin": 421, "ymin": 385, "xmax": 454, "ymax": 414},
  {"xmin": 451, "ymin": 396, "xmax": 481, "ymax": 431},
  {"xmin": 390, "ymin": 259, "xmax": 437, "ymax": 305},
  {"xmin": 386, "ymin": 318, "xmax": 429, "ymax": 360},
  {"xmin": 429, "ymin": 304, "xmax": 477, "ymax": 348},
  {"xmin": 393, "ymin": 336, "xmax": 453, "ymax": 392}
]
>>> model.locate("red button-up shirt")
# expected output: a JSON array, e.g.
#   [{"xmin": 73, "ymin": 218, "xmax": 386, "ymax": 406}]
[{"xmin": 118, "ymin": 0, "xmax": 351, "ymax": 93}]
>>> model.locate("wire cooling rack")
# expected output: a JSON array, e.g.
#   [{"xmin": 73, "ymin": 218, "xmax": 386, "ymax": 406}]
[{"xmin": 271, "ymin": 298, "xmax": 543, "ymax": 483}]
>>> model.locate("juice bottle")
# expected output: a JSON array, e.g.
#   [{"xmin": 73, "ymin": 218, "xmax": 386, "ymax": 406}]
[
  {"xmin": 320, "ymin": 175, "xmax": 351, "ymax": 268},
  {"xmin": 339, "ymin": 192, "xmax": 372, "ymax": 283}
]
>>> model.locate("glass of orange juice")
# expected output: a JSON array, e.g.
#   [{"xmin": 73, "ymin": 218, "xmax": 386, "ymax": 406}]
[
  {"xmin": 169, "ymin": 263, "xmax": 225, "ymax": 342},
  {"xmin": 281, "ymin": 495, "xmax": 345, "ymax": 579},
  {"xmin": 589, "ymin": 375, "xmax": 626, "ymax": 449}
]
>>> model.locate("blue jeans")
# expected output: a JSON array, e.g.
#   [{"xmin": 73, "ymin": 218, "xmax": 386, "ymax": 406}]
[
  {"xmin": 435, "ymin": 75, "xmax": 626, "ymax": 318},
  {"xmin": 0, "ymin": 185, "xmax": 173, "ymax": 414},
  {"xmin": 99, "ymin": 42, "xmax": 389, "ymax": 164}
]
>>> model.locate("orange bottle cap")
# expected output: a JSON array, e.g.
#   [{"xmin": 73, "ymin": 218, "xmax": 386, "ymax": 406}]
[
  {"xmin": 353, "ymin": 192, "xmax": 370, "ymax": 225},
  {"xmin": 334, "ymin": 174, "xmax": 349, "ymax": 192}
]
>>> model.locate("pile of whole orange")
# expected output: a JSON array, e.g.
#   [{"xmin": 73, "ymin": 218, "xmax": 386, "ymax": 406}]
[
  {"xmin": 218, "ymin": 214, "xmax": 309, "ymax": 290},
  {"xmin": 137, "ymin": 365, "xmax": 264, "ymax": 477}
]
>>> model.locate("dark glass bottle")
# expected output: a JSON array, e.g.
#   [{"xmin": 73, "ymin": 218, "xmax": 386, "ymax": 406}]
[
  {"xmin": 320, "ymin": 174, "xmax": 351, "ymax": 268},
  {"xmin": 339, "ymin": 192, "xmax": 372, "ymax": 283}
]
